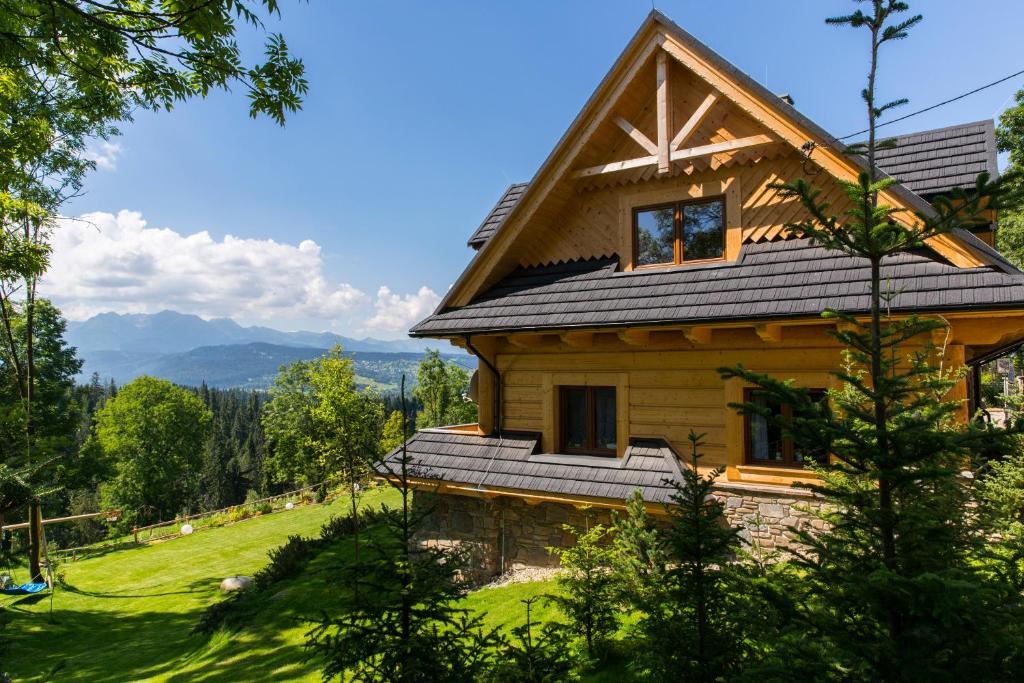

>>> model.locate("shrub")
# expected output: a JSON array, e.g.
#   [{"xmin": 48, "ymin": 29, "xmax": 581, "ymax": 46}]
[
  {"xmin": 547, "ymin": 521, "xmax": 618, "ymax": 660},
  {"xmin": 195, "ymin": 505, "xmax": 384, "ymax": 634},
  {"xmin": 486, "ymin": 597, "xmax": 577, "ymax": 682},
  {"xmin": 255, "ymin": 534, "xmax": 316, "ymax": 591}
]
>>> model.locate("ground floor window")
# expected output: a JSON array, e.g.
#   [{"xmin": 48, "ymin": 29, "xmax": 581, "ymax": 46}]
[
  {"xmin": 744, "ymin": 388, "xmax": 828, "ymax": 466},
  {"xmin": 560, "ymin": 386, "xmax": 616, "ymax": 456}
]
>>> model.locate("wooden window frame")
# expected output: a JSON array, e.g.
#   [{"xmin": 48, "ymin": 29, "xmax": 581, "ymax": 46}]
[
  {"xmin": 742, "ymin": 387, "xmax": 827, "ymax": 467},
  {"xmin": 559, "ymin": 385, "xmax": 617, "ymax": 457},
  {"xmin": 632, "ymin": 195, "xmax": 726, "ymax": 268}
]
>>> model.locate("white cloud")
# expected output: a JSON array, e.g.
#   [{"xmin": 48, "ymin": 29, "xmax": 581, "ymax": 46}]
[
  {"xmin": 363, "ymin": 285, "xmax": 441, "ymax": 334},
  {"xmin": 82, "ymin": 141, "xmax": 123, "ymax": 171},
  {"xmin": 43, "ymin": 210, "xmax": 368, "ymax": 323}
]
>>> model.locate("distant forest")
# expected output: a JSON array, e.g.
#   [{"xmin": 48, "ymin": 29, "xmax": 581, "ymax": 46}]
[{"xmin": 46, "ymin": 374, "xmax": 421, "ymax": 550}]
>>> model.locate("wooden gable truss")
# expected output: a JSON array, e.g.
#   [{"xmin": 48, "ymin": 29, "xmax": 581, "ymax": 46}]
[{"xmin": 440, "ymin": 11, "xmax": 1005, "ymax": 312}]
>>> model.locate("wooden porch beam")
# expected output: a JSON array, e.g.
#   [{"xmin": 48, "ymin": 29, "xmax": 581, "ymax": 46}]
[
  {"xmin": 507, "ymin": 333, "xmax": 550, "ymax": 349},
  {"xmin": 561, "ymin": 331, "xmax": 594, "ymax": 348},
  {"xmin": 755, "ymin": 323, "xmax": 783, "ymax": 343},
  {"xmin": 617, "ymin": 329, "xmax": 651, "ymax": 346},
  {"xmin": 682, "ymin": 326, "xmax": 712, "ymax": 345},
  {"xmin": 614, "ymin": 116, "xmax": 658, "ymax": 155},
  {"xmin": 671, "ymin": 91, "xmax": 718, "ymax": 151},
  {"xmin": 656, "ymin": 50, "xmax": 670, "ymax": 174}
]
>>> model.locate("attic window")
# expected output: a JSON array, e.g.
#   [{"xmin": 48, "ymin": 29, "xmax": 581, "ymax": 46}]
[{"xmin": 634, "ymin": 197, "xmax": 725, "ymax": 267}]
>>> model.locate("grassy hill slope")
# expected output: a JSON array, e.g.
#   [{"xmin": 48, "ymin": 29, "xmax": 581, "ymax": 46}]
[{"xmin": 1, "ymin": 489, "xmax": 569, "ymax": 682}]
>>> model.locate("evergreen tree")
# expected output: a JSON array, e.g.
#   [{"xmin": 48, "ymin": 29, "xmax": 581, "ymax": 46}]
[
  {"xmin": 611, "ymin": 490, "xmax": 669, "ymax": 608},
  {"xmin": 307, "ymin": 376, "xmax": 500, "ymax": 682},
  {"xmin": 486, "ymin": 597, "xmax": 577, "ymax": 683},
  {"xmin": 719, "ymin": 2, "xmax": 1024, "ymax": 679},
  {"xmin": 635, "ymin": 431, "xmax": 746, "ymax": 682},
  {"xmin": 547, "ymin": 521, "xmax": 619, "ymax": 660},
  {"xmin": 413, "ymin": 350, "xmax": 477, "ymax": 429}
]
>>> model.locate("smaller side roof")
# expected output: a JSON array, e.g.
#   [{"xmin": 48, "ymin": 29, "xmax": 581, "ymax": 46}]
[
  {"xmin": 873, "ymin": 120, "xmax": 998, "ymax": 198},
  {"xmin": 467, "ymin": 183, "xmax": 529, "ymax": 249},
  {"xmin": 373, "ymin": 430, "xmax": 684, "ymax": 504}
]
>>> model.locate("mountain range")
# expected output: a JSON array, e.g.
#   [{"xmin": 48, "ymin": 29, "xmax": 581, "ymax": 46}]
[
  {"xmin": 67, "ymin": 311, "xmax": 469, "ymax": 390},
  {"xmin": 66, "ymin": 310, "xmax": 446, "ymax": 355}
]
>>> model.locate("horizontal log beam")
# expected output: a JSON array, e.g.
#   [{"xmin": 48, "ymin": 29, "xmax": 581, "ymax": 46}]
[
  {"xmin": 572, "ymin": 134, "xmax": 773, "ymax": 179},
  {"xmin": 755, "ymin": 323, "xmax": 783, "ymax": 343},
  {"xmin": 572, "ymin": 154, "xmax": 658, "ymax": 179},
  {"xmin": 617, "ymin": 329, "xmax": 651, "ymax": 346},
  {"xmin": 682, "ymin": 326, "xmax": 712, "ymax": 345},
  {"xmin": 670, "ymin": 134, "xmax": 773, "ymax": 162},
  {"xmin": 561, "ymin": 331, "xmax": 594, "ymax": 348}
]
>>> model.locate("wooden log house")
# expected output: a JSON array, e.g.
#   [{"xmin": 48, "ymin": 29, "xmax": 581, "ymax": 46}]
[{"xmin": 375, "ymin": 11, "xmax": 1024, "ymax": 574}]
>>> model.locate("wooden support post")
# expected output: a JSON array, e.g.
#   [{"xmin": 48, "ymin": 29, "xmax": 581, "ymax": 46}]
[
  {"xmin": 755, "ymin": 323, "xmax": 783, "ymax": 343},
  {"xmin": 682, "ymin": 326, "xmax": 712, "ymax": 345},
  {"xmin": 656, "ymin": 51, "xmax": 670, "ymax": 174}
]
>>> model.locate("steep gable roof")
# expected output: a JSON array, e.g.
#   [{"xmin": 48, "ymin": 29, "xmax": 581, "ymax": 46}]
[
  {"xmin": 435, "ymin": 10, "xmax": 1012, "ymax": 321},
  {"xmin": 467, "ymin": 120, "xmax": 1001, "ymax": 251},
  {"xmin": 467, "ymin": 183, "xmax": 527, "ymax": 249}
]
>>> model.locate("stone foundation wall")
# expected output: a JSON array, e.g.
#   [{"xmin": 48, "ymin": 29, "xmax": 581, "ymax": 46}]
[
  {"xmin": 412, "ymin": 485, "xmax": 821, "ymax": 579},
  {"xmin": 713, "ymin": 485, "xmax": 824, "ymax": 556}
]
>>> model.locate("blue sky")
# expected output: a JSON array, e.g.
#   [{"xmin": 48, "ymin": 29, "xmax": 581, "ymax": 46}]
[{"xmin": 45, "ymin": 0, "xmax": 1024, "ymax": 338}]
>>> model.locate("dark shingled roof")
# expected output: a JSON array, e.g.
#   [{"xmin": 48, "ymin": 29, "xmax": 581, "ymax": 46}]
[
  {"xmin": 466, "ymin": 121, "xmax": 998, "ymax": 250},
  {"xmin": 373, "ymin": 430, "xmax": 684, "ymax": 503},
  {"xmin": 412, "ymin": 238, "xmax": 1024, "ymax": 336},
  {"xmin": 873, "ymin": 120, "xmax": 998, "ymax": 198},
  {"xmin": 467, "ymin": 183, "xmax": 529, "ymax": 249}
]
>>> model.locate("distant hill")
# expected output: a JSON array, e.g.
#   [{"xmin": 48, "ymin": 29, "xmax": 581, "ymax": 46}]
[
  {"xmin": 78, "ymin": 342, "xmax": 475, "ymax": 390},
  {"xmin": 66, "ymin": 310, "xmax": 451, "ymax": 355},
  {"xmin": 67, "ymin": 310, "xmax": 469, "ymax": 390}
]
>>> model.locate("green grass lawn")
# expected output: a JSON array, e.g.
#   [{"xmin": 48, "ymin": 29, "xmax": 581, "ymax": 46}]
[{"xmin": 3, "ymin": 488, "xmax": 621, "ymax": 682}]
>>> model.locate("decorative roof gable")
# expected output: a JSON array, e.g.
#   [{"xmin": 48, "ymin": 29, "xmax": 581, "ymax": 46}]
[{"xmin": 438, "ymin": 11, "xmax": 1010, "ymax": 316}]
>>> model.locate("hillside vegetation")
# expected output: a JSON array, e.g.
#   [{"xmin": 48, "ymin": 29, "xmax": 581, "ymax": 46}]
[
  {"xmin": 78, "ymin": 343, "xmax": 474, "ymax": 390},
  {"xmin": 1, "ymin": 489, "xmax": 573, "ymax": 682}
]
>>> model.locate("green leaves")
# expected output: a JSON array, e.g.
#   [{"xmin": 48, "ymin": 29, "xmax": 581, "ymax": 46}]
[
  {"xmin": 262, "ymin": 345, "xmax": 384, "ymax": 487},
  {"xmin": 94, "ymin": 376, "xmax": 212, "ymax": 527},
  {"xmin": 414, "ymin": 349, "xmax": 477, "ymax": 430}
]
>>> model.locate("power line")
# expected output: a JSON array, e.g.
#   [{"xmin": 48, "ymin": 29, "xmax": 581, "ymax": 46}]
[{"xmin": 838, "ymin": 68, "xmax": 1024, "ymax": 141}]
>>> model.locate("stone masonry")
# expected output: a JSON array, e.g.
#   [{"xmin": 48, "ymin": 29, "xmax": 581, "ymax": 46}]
[
  {"xmin": 413, "ymin": 484, "xmax": 822, "ymax": 579},
  {"xmin": 713, "ymin": 483, "xmax": 825, "ymax": 557}
]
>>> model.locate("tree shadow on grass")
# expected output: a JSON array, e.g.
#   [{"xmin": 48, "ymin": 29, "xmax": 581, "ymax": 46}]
[{"xmin": 56, "ymin": 576, "xmax": 214, "ymax": 600}]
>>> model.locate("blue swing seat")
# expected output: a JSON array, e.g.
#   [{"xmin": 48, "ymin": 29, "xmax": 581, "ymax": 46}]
[{"xmin": 1, "ymin": 582, "xmax": 47, "ymax": 595}]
